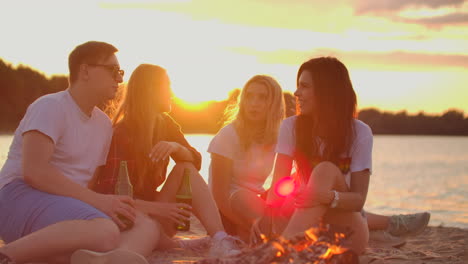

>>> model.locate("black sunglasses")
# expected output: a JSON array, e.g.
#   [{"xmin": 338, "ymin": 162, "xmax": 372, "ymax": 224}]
[{"xmin": 88, "ymin": 64, "xmax": 124, "ymax": 79}]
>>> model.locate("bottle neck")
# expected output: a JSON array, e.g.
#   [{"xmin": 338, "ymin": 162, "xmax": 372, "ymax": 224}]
[{"xmin": 176, "ymin": 168, "xmax": 192, "ymax": 196}]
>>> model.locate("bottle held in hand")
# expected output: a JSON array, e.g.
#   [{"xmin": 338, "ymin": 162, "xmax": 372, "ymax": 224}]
[
  {"xmin": 175, "ymin": 168, "xmax": 192, "ymax": 231},
  {"xmin": 114, "ymin": 160, "xmax": 134, "ymax": 231}
]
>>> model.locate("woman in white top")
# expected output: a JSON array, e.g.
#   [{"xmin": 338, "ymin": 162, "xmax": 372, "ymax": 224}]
[
  {"xmin": 208, "ymin": 75, "xmax": 285, "ymax": 241},
  {"xmin": 266, "ymin": 57, "xmax": 372, "ymax": 254},
  {"xmin": 209, "ymin": 71, "xmax": 430, "ymax": 248}
]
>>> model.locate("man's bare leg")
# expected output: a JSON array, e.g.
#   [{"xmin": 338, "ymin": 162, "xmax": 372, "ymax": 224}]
[{"xmin": 0, "ymin": 218, "xmax": 119, "ymax": 263}]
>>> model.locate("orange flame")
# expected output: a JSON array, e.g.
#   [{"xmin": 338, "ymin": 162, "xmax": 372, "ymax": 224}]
[
  {"xmin": 255, "ymin": 224, "xmax": 349, "ymax": 263},
  {"xmin": 320, "ymin": 245, "xmax": 347, "ymax": 259},
  {"xmin": 305, "ymin": 227, "xmax": 320, "ymax": 241}
]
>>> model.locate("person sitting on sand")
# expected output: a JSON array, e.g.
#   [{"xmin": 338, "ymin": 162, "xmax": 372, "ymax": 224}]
[
  {"xmin": 208, "ymin": 75, "xmax": 285, "ymax": 242},
  {"xmin": 90, "ymin": 64, "xmax": 243, "ymax": 260},
  {"xmin": 263, "ymin": 57, "xmax": 372, "ymax": 254},
  {"xmin": 208, "ymin": 74, "xmax": 430, "ymax": 246},
  {"xmin": 0, "ymin": 41, "xmax": 153, "ymax": 264}
]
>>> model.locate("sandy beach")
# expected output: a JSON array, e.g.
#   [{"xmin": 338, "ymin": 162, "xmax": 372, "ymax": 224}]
[
  {"xmin": 1, "ymin": 217, "xmax": 466, "ymax": 263},
  {"xmin": 148, "ymin": 217, "xmax": 468, "ymax": 264}
]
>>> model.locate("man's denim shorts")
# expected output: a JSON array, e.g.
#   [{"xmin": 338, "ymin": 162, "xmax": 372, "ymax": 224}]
[{"xmin": 0, "ymin": 179, "xmax": 110, "ymax": 243}]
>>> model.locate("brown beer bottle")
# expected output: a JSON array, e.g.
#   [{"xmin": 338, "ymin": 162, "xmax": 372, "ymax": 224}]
[
  {"xmin": 175, "ymin": 168, "xmax": 192, "ymax": 231},
  {"xmin": 114, "ymin": 160, "xmax": 134, "ymax": 231}
]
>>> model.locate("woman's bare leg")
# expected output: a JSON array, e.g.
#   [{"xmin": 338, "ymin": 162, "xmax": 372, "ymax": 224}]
[
  {"xmin": 366, "ymin": 212, "xmax": 390, "ymax": 230},
  {"xmin": 282, "ymin": 162, "xmax": 344, "ymax": 237},
  {"xmin": 230, "ymin": 189, "xmax": 265, "ymax": 227},
  {"xmin": 118, "ymin": 211, "xmax": 161, "ymax": 257},
  {"xmin": 156, "ymin": 162, "xmax": 224, "ymax": 236},
  {"xmin": 230, "ymin": 189, "xmax": 266, "ymax": 241},
  {"xmin": 324, "ymin": 210, "xmax": 369, "ymax": 254},
  {"xmin": 281, "ymin": 162, "xmax": 368, "ymax": 254}
]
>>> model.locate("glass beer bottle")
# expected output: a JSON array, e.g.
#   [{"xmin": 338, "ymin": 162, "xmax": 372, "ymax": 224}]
[
  {"xmin": 114, "ymin": 160, "xmax": 134, "ymax": 231},
  {"xmin": 175, "ymin": 168, "xmax": 192, "ymax": 231}
]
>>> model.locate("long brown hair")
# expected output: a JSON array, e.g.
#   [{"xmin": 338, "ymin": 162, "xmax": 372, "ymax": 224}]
[
  {"xmin": 224, "ymin": 75, "xmax": 285, "ymax": 151},
  {"xmin": 112, "ymin": 64, "xmax": 170, "ymax": 193},
  {"xmin": 295, "ymin": 57, "xmax": 357, "ymax": 178}
]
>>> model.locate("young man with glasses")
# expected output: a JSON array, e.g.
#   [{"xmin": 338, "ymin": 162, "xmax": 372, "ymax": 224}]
[{"xmin": 0, "ymin": 41, "xmax": 152, "ymax": 264}]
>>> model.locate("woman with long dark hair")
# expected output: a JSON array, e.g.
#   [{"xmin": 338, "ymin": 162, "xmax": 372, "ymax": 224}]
[{"xmin": 265, "ymin": 57, "xmax": 372, "ymax": 254}]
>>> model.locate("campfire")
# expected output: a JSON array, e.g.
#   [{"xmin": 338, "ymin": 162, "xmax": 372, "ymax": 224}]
[{"xmin": 197, "ymin": 224, "xmax": 358, "ymax": 264}]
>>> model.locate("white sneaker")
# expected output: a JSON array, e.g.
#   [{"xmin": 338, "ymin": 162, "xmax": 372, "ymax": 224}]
[
  {"xmin": 208, "ymin": 235, "xmax": 243, "ymax": 258},
  {"xmin": 70, "ymin": 249, "xmax": 149, "ymax": 264},
  {"xmin": 388, "ymin": 212, "xmax": 431, "ymax": 237}
]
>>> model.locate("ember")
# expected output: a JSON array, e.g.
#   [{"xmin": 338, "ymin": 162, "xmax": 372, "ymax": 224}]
[{"xmin": 197, "ymin": 224, "xmax": 358, "ymax": 264}]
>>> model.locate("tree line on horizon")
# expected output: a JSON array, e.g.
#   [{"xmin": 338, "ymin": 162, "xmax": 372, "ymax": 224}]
[{"xmin": 1, "ymin": 58, "xmax": 467, "ymax": 135}]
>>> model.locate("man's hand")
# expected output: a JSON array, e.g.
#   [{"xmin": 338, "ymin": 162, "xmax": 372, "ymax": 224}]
[
  {"xmin": 149, "ymin": 141, "xmax": 181, "ymax": 162},
  {"xmin": 93, "ymin": 194, "xmax": 136, "ymax": 229}
]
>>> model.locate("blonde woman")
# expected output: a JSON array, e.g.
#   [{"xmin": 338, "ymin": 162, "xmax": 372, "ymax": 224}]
[
  {"xmin": 90, "ymin": 64, "xmax": 242, "ymax": 260},
  {"xmin": 209, "ymin": 68, "xmax": 430, "ymax": 254},
  {"xmin": 208, "ymin": 75, "xmax": 285, "ymax": 242}
]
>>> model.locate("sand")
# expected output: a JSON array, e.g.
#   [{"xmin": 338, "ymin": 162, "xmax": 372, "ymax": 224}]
[
  {"xmin": 147, "ymin": 217, "xmax": 468, "ymax": 264},
  {"xmin": 1, "ymin": 218, "xmax": 466, "ymax": 263}
]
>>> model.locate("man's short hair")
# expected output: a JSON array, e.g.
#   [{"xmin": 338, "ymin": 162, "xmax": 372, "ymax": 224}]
[{"xmin": 68, "ymin": 41, "xmax": 118, "ymax": 84}]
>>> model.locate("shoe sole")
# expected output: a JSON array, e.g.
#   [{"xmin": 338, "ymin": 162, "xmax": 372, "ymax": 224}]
[
  {"xmin": 369, "ymin": 231, "xmax": 407, "ymax": 248},
  {"xmin": 70, "ymin": 249, "xmax": 149, "ymax": 264}
]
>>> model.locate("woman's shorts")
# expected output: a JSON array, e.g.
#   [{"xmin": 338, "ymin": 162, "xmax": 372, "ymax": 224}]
[{"xmin": 0, "ymin": 179, "xmax": 110, "ymax": 243}]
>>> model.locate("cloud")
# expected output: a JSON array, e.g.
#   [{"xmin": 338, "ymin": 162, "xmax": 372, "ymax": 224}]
[
  {"xmin": 354, "ymin": 0, "xmax": 465, "ymax": 14},
  {"xmin": 353, "ymin": 0, "xmax": 468, "ymax": 28},
  {"xmin": 398, "ymin": 12, "xmax": 468, "ymax": 27},
  {"xmin": 230, "ymin": 47, "xmax": 468, "ymax": 70}
]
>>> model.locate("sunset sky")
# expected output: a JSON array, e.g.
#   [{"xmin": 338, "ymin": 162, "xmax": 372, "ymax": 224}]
[{"xmin": 1, "ymin": 0, "xmax": 467, "ymax": 115}]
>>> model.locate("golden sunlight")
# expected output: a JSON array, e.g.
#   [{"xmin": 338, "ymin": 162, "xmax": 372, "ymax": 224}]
[
  {"xmin": 0, "ymin": 0, "xmax": 466, "ymax": 114},
  {"xmin": 173, "ymin": 98, "xmax": 211, "ymax": 110}
]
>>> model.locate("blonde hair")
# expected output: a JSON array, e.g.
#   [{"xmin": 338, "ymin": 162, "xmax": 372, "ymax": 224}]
[
  {"xmin": 224, "ymin": 75, "xmax": 285, "ymax": 151},
  {"xmin": 112, "ymin": 64, "xmax": 170, "ymax": 193}
]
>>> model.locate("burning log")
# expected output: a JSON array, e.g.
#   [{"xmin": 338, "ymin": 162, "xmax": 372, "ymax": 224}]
[{"xmin": 197, "ymin": 224, "xmax": 358, "ymax": 264}]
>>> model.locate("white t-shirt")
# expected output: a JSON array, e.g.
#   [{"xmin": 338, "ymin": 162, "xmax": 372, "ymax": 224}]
[
  {"xmin": 0, "ymin": 90, "xmax": 113, "ymax": 189},
  {"xmin": 208, "ymin": 124, "xmax": 275, "ymax": 195},
  {"xmin": 276, "ymin": 116, "xmax": 373, "ymax": 188}
]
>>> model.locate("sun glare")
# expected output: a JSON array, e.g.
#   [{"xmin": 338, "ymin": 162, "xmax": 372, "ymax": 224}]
[
  {"xmin": 174, "ymin": 98, "xmax": 212, "ymax": 110},
  {"xmin": 0, "ymin": 0, "xmax": 466, "ymax": 114}
]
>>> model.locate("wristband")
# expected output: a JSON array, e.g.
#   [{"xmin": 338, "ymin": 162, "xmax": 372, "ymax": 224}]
[{"xmin": 330, "ymin": 190, "xmax": 339, "ymax": 208}]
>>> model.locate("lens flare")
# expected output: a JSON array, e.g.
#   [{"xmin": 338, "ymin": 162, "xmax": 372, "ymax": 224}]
[{"xmin": 274, "ymin": 177, "xmax": 296, "ymax": 197}]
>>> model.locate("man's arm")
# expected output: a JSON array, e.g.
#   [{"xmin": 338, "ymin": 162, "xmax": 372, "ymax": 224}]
[
  {"xmin": 22, "ymin": 130, "xmax": 98, "ymax": 202},
  {"xmin": 22, "ymin": 130, "xmax": 136, "ymax": 228}
]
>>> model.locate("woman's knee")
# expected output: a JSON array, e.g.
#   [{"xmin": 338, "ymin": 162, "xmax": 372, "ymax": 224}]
[
  {"xmin": 313, "ymin": 161, "xmax": 341, "ymax": 177},
  {"xmin": 310, "ymin": 161, "xmax": 347, "ymax": 191},
  {"xmin": 87, "ymin": 218, "xmax": 121, "ymax": 252},
  {"xmin": 169, "ymin": 163, "xmax": 198, "ymax": 180},
  {"xmin": 172, "ymin": 162, "xmax": 196, "ymax": 172},
  {"xmin": 232, "ymin": 190, "xmax": 264, "ymax": 211}
]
